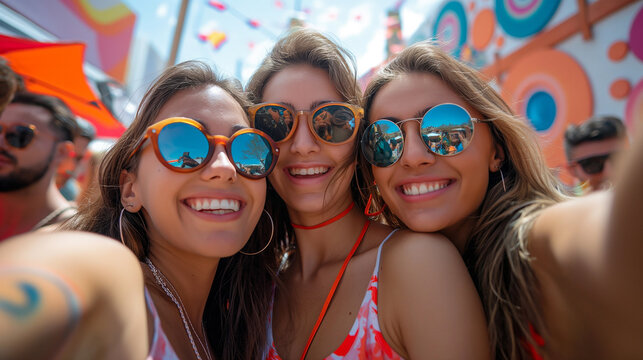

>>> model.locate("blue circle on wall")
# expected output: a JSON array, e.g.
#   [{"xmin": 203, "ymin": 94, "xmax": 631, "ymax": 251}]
[
  {"xmin": 432, "ymin": 1, "xmax": 468, "ymax": 58},
  {"xmin": 526, "ymin": 91, "xmax": 557, "ymax": 131},
  {"xmin": 495, "ymin": 0, "xmax": 561, "ymax": 38}
]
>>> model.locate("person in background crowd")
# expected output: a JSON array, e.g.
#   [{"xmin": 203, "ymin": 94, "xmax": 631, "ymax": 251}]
[
  {"xmin": 1, "ymin": 60, "xmax": 279, "ymax": 359},
  {"xmin": 359, "ymin": 41, "xmax": 643, "ymax": 359},
  {"xmin": 247, "ymin": 28, "xmax": 489, "ymax": 360},
  {"xmin": 74, "ymin": 145, "xmax": 106, "ymax": 207},
  {"xmin": 0, "ymin": 92, "xmax": 78, "ymax": 241},
  {"xmin": 0, "ymin": 60, "xmax": 20, "ymax": 114},
  {"xmin": 57, "ymin": 116, "xmax": 97, "ymax": 201},
  {"xmin": 564, "ymin": 115, "xmax": 628, "ymax": 192}
]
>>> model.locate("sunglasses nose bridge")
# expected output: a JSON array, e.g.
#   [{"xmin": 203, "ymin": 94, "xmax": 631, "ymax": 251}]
[
  {"xmin": 399, "ymin": 124, "xmax": 437, "ymax": 167},
  {"xmin": 295, "ymin": 110, "xmax": 309, "ymax": 121}
]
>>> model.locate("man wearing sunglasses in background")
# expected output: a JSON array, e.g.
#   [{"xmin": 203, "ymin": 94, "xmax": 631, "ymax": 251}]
[
  {"xmin": 56, "ymin": 116, "xmax": 96, "ymax": 201},
  {"xmin": 0, "ymin": 92, "xmax": 79, "ymax": 241},
  {"xmin": 564, "ymin": 115, "xmax": 628, "ymax": 193}
]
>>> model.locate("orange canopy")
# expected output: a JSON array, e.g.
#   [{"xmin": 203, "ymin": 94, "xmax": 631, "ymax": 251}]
[{"xmin": 0, "ymin": 34, "xmax": 125, "ymax": 138}]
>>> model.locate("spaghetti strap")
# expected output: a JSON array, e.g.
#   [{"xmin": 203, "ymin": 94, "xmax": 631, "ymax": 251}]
[
  {"xmin": 373, "ymin": 228, "xmax": 399, "ymax": 277},
  {"xmin": 144, "ymin": 287, "xmax": 180, "ymax": 360}
]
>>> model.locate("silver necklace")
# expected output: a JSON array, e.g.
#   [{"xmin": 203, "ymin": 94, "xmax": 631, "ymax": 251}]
[
  {"xmin": 145, "ymin": 258, "xmax": 213, "ymax": 360},
  {"xmin": 154, "ymin": 261, "xmax": 213, "ymax": 359}
]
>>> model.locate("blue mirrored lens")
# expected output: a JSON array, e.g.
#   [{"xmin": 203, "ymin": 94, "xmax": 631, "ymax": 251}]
[
  {"xmin": 253, "ymin": 105, "xmax": 293, "ymax": 142},
  {"xmin": 420, "ymin": 104, "xmax": 474, "ymax": 156},
  {"xmin": 158, "ymin": 122, "xmax": 209, "ymax": 168},
  {"xmin": 230, "ymin": 132, "xmax": 273, "ymax": 177},
  {"xmin": 312, "ymin": 105, "xmax": 356, "ymax": 143},
  {"xmin": 361, "ymin": 120, "xmax": 404, "ymax": 167}
]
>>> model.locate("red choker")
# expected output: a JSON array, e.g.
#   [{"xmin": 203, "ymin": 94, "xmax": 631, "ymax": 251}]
[{"xmin": 291, "ymin": 202, "xmax": 355, "ymax": 230}]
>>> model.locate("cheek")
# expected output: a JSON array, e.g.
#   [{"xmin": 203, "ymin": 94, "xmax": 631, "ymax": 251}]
[
  {"xmin": 136, "ymin": 156, "xmax": 176, "ymax": 207},
  {"xmin": 372, "ymin": 166, "xmax": 397, "ymax": 199},
  {"xmin": 243, "ymin": 178, "xmax": 267, "ymax": 211}
]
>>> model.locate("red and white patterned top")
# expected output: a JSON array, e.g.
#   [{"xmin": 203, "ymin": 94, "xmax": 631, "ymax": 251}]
[
  {"xmin": 266, "ymin": 229, "xmax": 404, "ymax": 360},
  {"xmin": 145, "ymin": 287, "xmax": 180, "ymax": 360}
]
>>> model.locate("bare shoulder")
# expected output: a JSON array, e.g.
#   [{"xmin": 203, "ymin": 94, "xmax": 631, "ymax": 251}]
[
  {"xmin": 0, "ymin": 230, "xmax": 143, "ymax": 301},
  {"xmin": 0, "ymin": 231, "xmax": 147, "ymax": 359},
  {"xmin": 529, "ymin": 191, "xmax": 611, "ymax": 276},
  {"xmin": 381, "ymin": 229, "xmax": 464, "ymax": 272},
  {"xmin": 378, "ymin": 230, "xmax": 490, "ymax": 359}
]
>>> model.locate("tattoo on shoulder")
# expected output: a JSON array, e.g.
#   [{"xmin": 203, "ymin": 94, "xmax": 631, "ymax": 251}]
[{"xmin": 0, "ymin": 267, "xmax": 80, "ymax": 323}]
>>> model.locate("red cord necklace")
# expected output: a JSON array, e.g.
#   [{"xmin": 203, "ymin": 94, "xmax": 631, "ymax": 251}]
[
  {"xmin": 298, "ymin": 219, "xmax": 371, "ymax": 360},
  {"xmin": 291, "ymin": 202, "xmax": 355, "ymax": 229}
]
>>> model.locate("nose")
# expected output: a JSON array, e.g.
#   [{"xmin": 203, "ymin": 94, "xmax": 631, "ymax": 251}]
[
  {"xmin": 200, "ymin": 144, "xmax": 237, "ymax": 183},
  {"xmin": 399, "ymin": 122, "xmax": 436, "ymax": 168},
  {"xmin": 289, "ymin": 112, "xmax": 321, "ymax": 156}
]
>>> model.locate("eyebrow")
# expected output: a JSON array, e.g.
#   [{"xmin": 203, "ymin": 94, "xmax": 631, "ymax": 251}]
[
  {"xmin": 279, "ymin": 100, "xmax": 335, "ymax": 111},
  {"xmin": 192, "ymin": 119, "xmax": 248, "ymax": 136},
  {"xmin": 231, "ymin": 124, "xmax": 248, "ymax": 135},
  {"xmin": 383, "ymin": 106, "xmax": 432, "ymax": 124},
  {"xmin": 413, "ymin": 106, "xmax": 432, "ymax": 119},
  {"xmin": 191, "ymin": 118, "xmax": 210, "ymax": 133}
]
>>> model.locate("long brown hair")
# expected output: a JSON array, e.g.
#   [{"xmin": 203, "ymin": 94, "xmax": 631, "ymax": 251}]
[
  {"xmin": 61, "ymin": 60, "xmax": 276, "ymax": 360},
  {"xmin": 360, "ymin": 42, "xmax": 568, "ymax": 359},
  {"xmin": 246, "ymin": 27, "xmax": 366, "ymax": 265}
]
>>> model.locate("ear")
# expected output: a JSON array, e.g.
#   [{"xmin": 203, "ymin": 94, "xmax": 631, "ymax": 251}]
[
  {"xmin": 54, "ymin": 142, "xmax": 76, "ymax": 183},
  {"xmin": 120, "ymin": 169, "xmax": 142, "ymax": 212},
  {"xmin": 53, "ymin": 140, "xmax": 75, "ymax": 166},
  {"xmin": 489, "ymin": 142, "xmax": 506, "ymax": 172}
]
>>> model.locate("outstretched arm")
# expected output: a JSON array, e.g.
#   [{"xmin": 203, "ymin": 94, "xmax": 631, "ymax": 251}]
[
  {"xmin": 530, "ymin": 124, "xmax": 643, "ymax": 358},
  {"xmin": 378, "ymin": 231, "xmax": 490, "ymax": 359},
  {"xmin": 0, "ymin": 231, "xmax": 148, "ymax": 360}
]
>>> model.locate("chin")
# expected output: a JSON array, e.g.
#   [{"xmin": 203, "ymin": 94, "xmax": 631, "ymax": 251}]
[{"xmin": 398, "ymin": 211, "xmax": 451, "ymax": 233}]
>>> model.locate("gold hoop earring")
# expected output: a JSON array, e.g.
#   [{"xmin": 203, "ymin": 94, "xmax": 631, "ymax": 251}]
[{"xmin": 240, "ymin": 209, "xmax": 274, "ymax": 255}]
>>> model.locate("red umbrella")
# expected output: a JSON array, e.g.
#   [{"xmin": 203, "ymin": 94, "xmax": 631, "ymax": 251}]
[{"xmin": 0, "ymin": 34, "xmax": 125, "ymax": 138}]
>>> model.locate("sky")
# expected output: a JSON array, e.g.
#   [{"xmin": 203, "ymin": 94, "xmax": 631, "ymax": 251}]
[{"xmin": 121, "ymin": 0, "xmax": 442, "ymax": 85}]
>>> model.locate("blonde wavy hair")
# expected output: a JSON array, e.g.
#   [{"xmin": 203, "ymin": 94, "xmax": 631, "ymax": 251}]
[{"xmin": 360, "ymin": 41, "xmax": 569, "ymax": 359}]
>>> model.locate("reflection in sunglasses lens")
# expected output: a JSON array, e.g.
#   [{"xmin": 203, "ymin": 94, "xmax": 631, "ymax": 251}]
[
  {"xmin": 312, "ymin": 105, "xmax": 356, "ymax": 143},
  {"xmin": 230, "ymin": 132, "xmax": 273, "ymax": 177},
  {"xmin": 158, "ymin": 122, "xmax": 209, "ymax": 169},
  {"xmin": 421, "ymin": 104, "xmax": 473, "ymax": 156},
  {"xmin": 361, "ymin": 120, "xmax": 404, "ymax": 167},
  {"xmin": 254, "ymin": 105, "xmax": 293, "ymax": 143}
]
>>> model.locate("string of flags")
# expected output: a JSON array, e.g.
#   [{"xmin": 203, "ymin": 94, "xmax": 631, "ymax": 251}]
[{"xmin": 198, "ymin": 0, "xmax": 280, "ymax": 50}]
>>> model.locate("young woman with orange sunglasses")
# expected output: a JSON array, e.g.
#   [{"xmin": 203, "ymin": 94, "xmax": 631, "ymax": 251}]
[{"xmin": 0, "ymin": 61, "xmax": 279, "ymax": 360}]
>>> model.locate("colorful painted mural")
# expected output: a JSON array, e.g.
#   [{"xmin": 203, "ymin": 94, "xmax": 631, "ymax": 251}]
[
  {"xmin": 402, "ymin": 0, "xmax": 643, "ymax": 184},
  {"xmin": 1, "ymin": 0, "xmax": 135, "ymax": 82}
]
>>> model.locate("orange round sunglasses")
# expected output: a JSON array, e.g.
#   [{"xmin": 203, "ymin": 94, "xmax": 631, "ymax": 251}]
[{"xmin": 128, "ymin": 117, "xmax": 279, "ymax": 179}]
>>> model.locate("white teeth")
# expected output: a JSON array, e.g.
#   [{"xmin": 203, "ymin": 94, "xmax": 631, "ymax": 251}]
[
  {"xmin": 289, "ymin": 167, "xmax": 329, "ymax": 176},
  {"xmin": 402, "ymin": 181, "xmax": 449, "ymax": 196},
  {"xmin": 188, "ymin": 198, "xmax": 241, "ymax": 212}
]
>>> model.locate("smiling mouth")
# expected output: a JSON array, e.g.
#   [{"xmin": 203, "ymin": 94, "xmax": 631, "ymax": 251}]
[
  {"xmin": 288, "ymin": 166, "xmax": 330, "ymax": 177},
  {"xmin": 401, "ymin": 180, "xmax": 451, "ymax": 196},
  {"xmin": 185, "ymin": 198, "xmax": 241, "ymax": 214}
]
